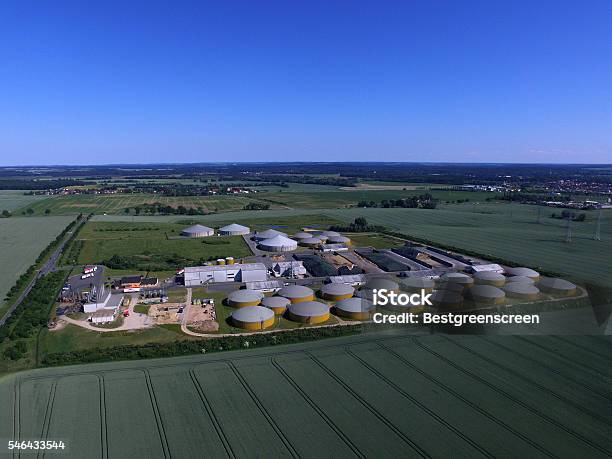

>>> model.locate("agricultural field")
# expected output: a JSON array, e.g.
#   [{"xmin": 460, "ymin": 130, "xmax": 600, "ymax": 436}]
[
  {"xmin": 0, "ymin": 190, "xmax": 48, "ymax": 212},
  {"xmin": 0, "ymin": 216, "xmax": 74, "ymax": 311},
  {"xmin": 325, "ymin": 204, "xmax": 612, "ymax": 287},
  {"xmin": 75, "ymin": 221, "xmax": 252, "ymax": 273},
  {"xmin": 1, "ymin": 333, "xmax": 610, "ymax": 458},
  {"xmin": 347, "ymin": 233, "xmax": 406, "ymax": 249},
  {"xmin": 15, "ymin": 193, "xmax": 279, "ymax": 216}
]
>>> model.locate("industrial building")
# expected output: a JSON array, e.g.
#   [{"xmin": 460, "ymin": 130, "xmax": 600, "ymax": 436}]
[
  {"xmin": 245, "ymin": 280, "xmax": 284, "ymax": 292},
  {"xmin": 320, "ymin": 243, "xmax": 349, "ymax": 252},
  {"xmin": 401, "ymin": 277, "xmax": 435, "ymax": 293},
  {"xmin": 227, "ymin": 289, "xmax": 264, "ymax": 307},
  {"xmin": 333, "ymin": 297, "xmax": 375, "ymax": 320},
  {"xmin": 184, "ymin": 263, "xmax": 268, "ymax": 285},
  {"xmin": 468, "ymin": 263, "xmax": 504, "ymax": 274},
  {"xmin": 505, "ymin": 267, "xmax": 540, "ymax": 280},
  {"xmin": 320, "ymin": 283, "xmax": 354, "ymax": 301},
  {"xmin": 231, "ymin": 306, "xmax": 275, "ymax": 330},
  {"xmin": 538, "ymin": 277, "xmax": 577, "ymax": 296},
  {"xmin": 287, "ymin": 301, "xmax": 330, "ymax": 324},
  {"xmin": 473, "ymin": 271, "xmax": 506, "ymax": 287},
  {"xmin": 278, "ymin": 285, "xmax": 315, "ymax": 303},
  {"xmin": 503, "ymin": 282, "xmax": 540, "ymax": 300},
  {"xmin": 325, "ymin": 274, "xmax": 366, "ymax": 286},
  {"xmin": 466, "ymin": 285, "xmax": 506, "ymax": 305},
  {"xmin": 258, "ymin": 235, "xmax": 298, "ymax": 252},
  {"xmin": 271, "ymin": 261, "xmax": 307, "ymax": 278},
  {"xmin": 253, "ymin": 229, "xmax": 287, "ymax": 241},
  {"xmin": 261, "ymin": 296, "xmax": 291, "ymax": 315},
  {"xmin": 219, "ymin": 223, "xmax": 250, "ymax": 235},
  {"xmin": 180, "ymin": 224, "xmax": 214, "ymax": 238}
]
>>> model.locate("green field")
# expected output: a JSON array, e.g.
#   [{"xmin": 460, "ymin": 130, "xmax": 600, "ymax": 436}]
[
  {"xmin": 76, "ymin": 221, "xmax": 252, "ymax": 271},
  {"xmin": 0, "ymin": 216, "xmax": 74, "ymax": 310},
  {"xmin": 0, "ymin": 191, "xmax": 48, "ymax": 212},
  {"xmin": 1, "ymin": 333, "xmax": 610, "ymax": 458},
  {"xmin": 16, "ymin": 193, "xmax": 280, "ymax": 216},
  {"xmin": 324, "ymin": 204, "xmax": 612, "ymax": 287}
]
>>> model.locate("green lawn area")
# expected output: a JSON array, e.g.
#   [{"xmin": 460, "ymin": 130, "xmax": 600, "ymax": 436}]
[
  {"xmin": 0, "ymin": 190, "xmax": 50, "ymax": 212},
  {"xmin": 76, "ymin": 221, "xmax": 251, "ymax": 271}
]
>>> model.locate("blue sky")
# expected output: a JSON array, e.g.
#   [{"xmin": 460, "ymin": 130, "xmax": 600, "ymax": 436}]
[{"xmin": 1, "ymin": 0, "xmax": 611, "ymax": 165}]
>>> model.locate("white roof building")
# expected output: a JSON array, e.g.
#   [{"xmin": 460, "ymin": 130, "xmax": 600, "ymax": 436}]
[
  {"xmin": 271, "ymin": 261, "xmax": 307, "ymax": 278},
  {"xmin": 468, "ymin": 264, "xmax": 505, "ymax": 274},
  {"xmin": 184, "ymin": 263, "xmax": 268, "ymax": 286}
]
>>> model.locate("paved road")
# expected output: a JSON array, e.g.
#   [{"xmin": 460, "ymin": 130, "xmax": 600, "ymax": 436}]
[{"xmin": 0, "ymin": 218, "xmax": 84, "ymax": 327}]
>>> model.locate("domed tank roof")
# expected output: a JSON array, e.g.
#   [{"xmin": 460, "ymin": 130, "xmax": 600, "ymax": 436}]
[
  {"xmin": 334, "ymin": 297, "xmax": 375, "ymax": 313},
  {"xmin": 401, "ymin": 277, "xmax": 435, "ymax": 290},
  {"xmin": 321, "ymin": 283, "xmax": 354, "ymax": 297},
  {"xmin": 181, "ymin": 224, "xmax": 214, "ymax": 234},
  {"xmin": 261, "ymin": 296, "xmax": 291, "ymax": 309},
  {"xmin": 254, "ymin": 229, "xmax": 287, "ymax": 240},
  {"xmin": 538, "ymin": 277, "xmax": 577, "ymax": 293},
  {"xmin": 227, "ymin": 289, "xmax": 264, "ymax": 304},
  {"xmin": 219, "ymin": 223, "xmax": 250, "ymax": 234},
  {"xmin": 327, "ymin": 235, "xmax": 350, "ymax": 244},
  {"xmin": 440, "ymin": 272, "xmax": 474, "ymax": 285},
  {"xmin": 503, "ymin": 282, "xmax": 540, "ymax": 297},
  {"xmin": 505, "ymin": 267, "xmax": 540, "ymax": 279},
  {"xmin": 278, "ymin": 285, "xmax": 314, "ymax": 299},
  {"xmin": 293, "ymin": 232, "xmax": 312, "ymax": 240},
  {"xmin": 474, "ymin": 271, "xmax": 506, "ymax": 283},
  {"xmin": 364, "ymin": 278, "xmax": 399, "ymax": 291},
  {"xmin": 300, "ymin": 237, "xmax": 322, "ymax": 245},
  {"xmin": 288, "ymin": 301, "xmax": 329, "ymax": 317},
  {"xmin": 468, "ymin": 285, "xmax": 505, "ymax": 300},
  {"xmin": 231, "ymin": 305, "xmax": 274, "ymax": 323},
  {"xmin": 506, "ymin": 276, "xmax": 535, "ymax": 284}
]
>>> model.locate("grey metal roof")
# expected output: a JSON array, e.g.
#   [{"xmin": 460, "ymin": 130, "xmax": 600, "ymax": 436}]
[
  {"xmin": 261, "ymin": 296, "xmax": 291, "ymax": 309},
  {"xmin": 321, "ymin": 283, "xmax": 354, "ymax": 296},
  {"xmin": 219, "ymin": 223, "xmax": 250, "ymax": 233},
  {"xmin": 231, "ymin": 306, "xmax": 274, "ymax": 322},
  {"xmin": 181, "ymin": 224, "xmax": 214, "ymax": 234},
  {"xmin": 505, "ymin": 267, "xmax": 540, "ymax": 278},
  {"xmin": 288, "ymin": 301, "xmax": 329, "ymax": 317},
  {"xmin": 334, "ymin": 297, "xmax": 374, "ymax": 313},
  {"xmin": 227, "ymin": 289, "xmax": 264, "ymax": 303},
  {"xmin": 364, "ymin": 278, "xmax": 399, "ymax": 291},
  {"xmin": 278, "ymin": 285, "xmax": 314, "ymax": 299},
  {"xmin": 469, "ymin": 285, "xmax": 505, "ymax": 299}
]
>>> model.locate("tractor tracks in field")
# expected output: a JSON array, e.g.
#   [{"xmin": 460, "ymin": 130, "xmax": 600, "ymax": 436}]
[
  {"xmin": 375, "ymin": 341, "xmax": 556, "ymax": 458},
  {"xmin": 342, "ymin": 346, "xmax": 493, "ymax": 459},
  {"xmin": 416, "ymin": 336, "xmax": 612, "ymax": 457},
  {"xmin": 142, "ymin": 369, "xmax": 171, "ymax": 459}
]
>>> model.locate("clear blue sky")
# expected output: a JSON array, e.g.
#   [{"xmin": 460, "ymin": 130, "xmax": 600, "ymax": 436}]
[{"xmin": 1, "ymin": 0, "xmax": 611, "ymax": 165}]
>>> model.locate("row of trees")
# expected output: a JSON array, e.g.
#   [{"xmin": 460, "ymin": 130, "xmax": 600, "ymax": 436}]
[
  {"xmin": 329, "ymin": 217, "xmax": 384, "ymax": 233},
  {"xmin": 357, "ymin": 194, "xmax": 438, "ymax": 209},
  {"xmin": 243, "ymin": 202, "xmax": 270, "ymax": 210},
  {"xmin": 124, "ymin": 203, "xmax": 209, "ymax": 215}
]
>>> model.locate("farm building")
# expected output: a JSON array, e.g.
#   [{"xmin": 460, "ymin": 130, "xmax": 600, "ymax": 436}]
[
  {"xmin": 503, "ymin": 282, "xmax": 540, "ymax": 300},
  {"xmin": 180, "ymin": 224, "xmax": 214, "ymax": 238},
  {"xmin": 227, "ymin": 289, "xmax": 264, "ymax": 307},
  {"xmin": 401, "ymin": 277, "xmax": 435, "ymax": 293},
  {"xmin": 253, "ymin": 229, "xmax": 287, "ymax": 241},
  {"xmin": 439, "ymin": 272, "xmax": 474, "ymax": 288},
  {"xmin": 333, "ymin": 297, "xmax": 375, "ymax": 320},
  {"xmin": 430, "ymin": 290, "xmax": 463, "ymax": 309},
  {"xmin": 90, "ymin": 309, "xmax": 116, "ymax": 324},
  {"xmin": 505, "ymin": 267, "xmax": 540, "ymax": 280},
  {"xmin": 231, "ymin": 306, "xmax": 275, "ymax": 330},
  {"xmin": 299, "ymin": 237, "xmax": 323, "ymax": 247},
  {"xmin": 219, "ymin": 223, "xmax": 250, "ymax": 235},
  {"xmin": 278, "ymin": 285, "xmax": 315, "ymax": 303},
  {"xmin": 261, "ymin": 296, "xmax": 291, "ymax": 315},
  {"xmin": 320, "ymin": 283, "xmax": 354, "ymax": 301},
  {"xmin": 184, "ymin": 263, "xmax": 268, "ymax": 285},
  {"xmin": 292, "ymin": 232, "xmax": 313, "ymax": 240},
  {"xmin": 287, "ymin": 301, "xmax": 330, "ymax": 324},
  {"xmin": 538, "ymin": 277, "xmax": 578, "ymax": 296},
  {"xmin": 473, "ymin": 271, "xmax": 506, "ymax": 287},
  {"xmin": 466, "ymin": 285, "xmax": 506, "ymax": 305},
  {"xmin": 258, "ymin": 235, "xmax": 298, "ymax": 252},
  {"xmin": 506, "ymin": 275, "xmax": 535, "ymax": 284}
]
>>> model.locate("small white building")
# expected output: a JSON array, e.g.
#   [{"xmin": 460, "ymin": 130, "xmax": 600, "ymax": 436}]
[
  {"xmin": 320, "ymin": 243, "xmax": 349, "ymax": 252},
  {"xmin": 468, "ymin": 264, "xmax": 505, "ymax": 274},
  {"xmin": 184, "ymin": 263, "xmax": 268, "ymax": 286},
  {"xmin": 271, "ymin": 261, "xmax": 307, "ymax": 278}
]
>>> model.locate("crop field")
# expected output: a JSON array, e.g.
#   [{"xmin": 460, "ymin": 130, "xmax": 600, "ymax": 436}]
[
  {"xmin": 1, "ymin": 333, "xmax": 610, "ymax": 458},
  {"xmin": 0, "ymin": 216, "xmax": 73, "ymax": 308},
  {"xmin": 76, "ymin": 221, "xmax": 252, "ymax": 271},
  {"xmin": 16, "ymin": 194, "xmax": 277, "ymax": 215},
  {"xmin": 325, "ymin": 204, "xmax": 612, "ymax": 286},
  {"xmin": 0, "ymin": 191, "xmax": 48, "ymax": 212}
]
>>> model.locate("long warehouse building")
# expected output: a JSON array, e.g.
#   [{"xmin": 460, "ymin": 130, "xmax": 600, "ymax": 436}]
[{"xmin": 184, "ymin": 263, "xmax": 268, "ymax": 285}]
